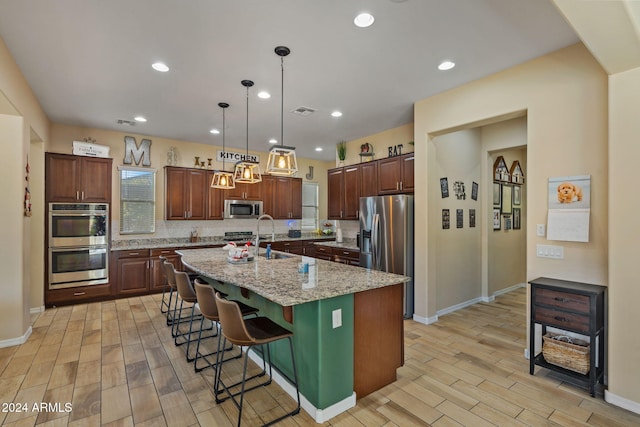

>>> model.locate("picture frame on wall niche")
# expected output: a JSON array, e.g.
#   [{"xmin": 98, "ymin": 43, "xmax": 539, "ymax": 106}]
[
  {"xmin": 505, "ymin": 216, "xmax": 512, "ymax": 230},
  {"xmin": 513, "ymin": 208, "xmax": 521, "ymax": 229},
  {"xmin": 501, "ymin": 184, "xmax": 513, "ymax": 215},
  {"xmin": 513, "ymin": 185, "xmax": 521, "ymax": 206},
  {"xmin": 493, "ymin": 182, "xmax": 501, "ymax": 207},
  {"xmin": 493, "ymin": 208, "xmax": 501, "ymax": 230},
  {"xmin": 440, "ymin": 177, "xmax": 449, "ymax": 198},
  {"xmin": 442, "ymin": 209, "xmax": 450, "ymax": 229},
  {"xmin": 471, "ymin": 181, "xmax": 478, "ymax": 201}
]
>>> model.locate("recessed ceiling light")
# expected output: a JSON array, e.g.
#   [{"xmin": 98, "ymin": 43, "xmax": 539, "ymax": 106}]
[
  {"xmin": 438, "ymin": 60, "xmax": 455, "ymax": 71},
  {"xmin": 354, "ymin": 12, "xmax": 375, "ymax": 28},
  {"xmin": 315, "ymin": 147, "xmax": 323, "ymax": 152},
  {"xmin": 134, "ymin": 116, "xmax": 147, "ymax": 122},
  {"xmin": 269, "ymin": 138, "xmax": 278, "ymax": 144},
  {"xmin": 151, "ymin": 62, "xmax": 169, "ymax": 72},
  {"xmin": 331, "ymin": 111, "xmax": 343, "ymax": 118},
  {"xmin": 258, "ymin": 91, "xmax": 271, "ymax": 99},
  {"xmin": 210, "ymin": 129, "xmax": 220, "ymax": 135}
]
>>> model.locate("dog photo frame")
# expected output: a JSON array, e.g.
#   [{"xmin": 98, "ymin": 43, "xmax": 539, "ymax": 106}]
[
  {"xmin": 493, "ymin": 208, "xmax": 501, "ymax": 230},
  {"xmin": 513, "ymin": 208, "xmax": 521, "ymax": 230}
]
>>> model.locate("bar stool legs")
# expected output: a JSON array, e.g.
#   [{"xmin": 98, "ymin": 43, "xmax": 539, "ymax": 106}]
[{"xmin": 214, "ymin": 293, "xmax": 301, "ymax": 427}]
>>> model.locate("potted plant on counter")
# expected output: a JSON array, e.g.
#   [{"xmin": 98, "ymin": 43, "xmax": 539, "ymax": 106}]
[{"xmin": 337, "ymin": 141, "xmax": 347, "ymax": 166}]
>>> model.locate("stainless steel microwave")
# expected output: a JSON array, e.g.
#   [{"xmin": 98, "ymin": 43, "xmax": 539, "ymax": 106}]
[{"xmin": 224, "ymin": 199, "xmax": 262, "ymax": 219}]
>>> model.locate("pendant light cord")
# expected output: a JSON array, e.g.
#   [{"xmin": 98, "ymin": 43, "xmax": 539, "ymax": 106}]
[{"xmin": 280, "ymin": 55, "xmax": 284, "ymax": 148}]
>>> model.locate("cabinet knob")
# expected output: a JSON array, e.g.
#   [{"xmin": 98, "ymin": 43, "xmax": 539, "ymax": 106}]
[
  {"xmin": 554, "ymin": 297, "xmax": 569, "ymax": 303},
  {"xmin": 553, "ymin": 316, "xmax": 569, "ymax": 323}
]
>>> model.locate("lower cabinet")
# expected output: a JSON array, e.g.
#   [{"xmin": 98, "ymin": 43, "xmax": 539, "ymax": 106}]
[
  {"xmin": 46, "ymin": 283, "xmax": 112, "ymax": 306},
  {"xmin": 113, "ymin": 249, "xmax": 151, "ymax": 295},
  {"xmin": 313, "ymin": 245, "xmax": 360, "ymax": 266},
  {"xmin": 150, "ymin": 248, "xmax": 182, "ymax": 292}
]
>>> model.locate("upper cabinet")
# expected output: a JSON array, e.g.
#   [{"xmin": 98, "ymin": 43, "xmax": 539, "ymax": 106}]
[
  {"xmin": 224, "ymin": 182, "xmax": 261, "ymax": 201},
  {"xmin": 377, "ymin": 153, "xmax": 414, "ymax": 195},
  {"xmin": 263, "ymin": 175, "xmax": 302, "ymax": 219},
  {"xmin": 206, "ymin": 171, "xmax": 224, "ymax": 220},
  {"xmin": 46, "ymin": 153, "xmax": 112, "ymax": 203},
  {"xmin": 165, "ymin": 166, "xmax": 207, "ymax": 220},
  {"xmin": 359, "ymin": 161, "xmax": 378, "ymax": 198},
  {"xmin": 327, "ymin": 165, "xmax": 360, "ymax": 220}
]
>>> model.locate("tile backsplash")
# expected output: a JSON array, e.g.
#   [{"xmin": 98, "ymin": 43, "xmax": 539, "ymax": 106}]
[{"xmin": 112, "ymin": 219, "xmax": 359, "ymax": 241}]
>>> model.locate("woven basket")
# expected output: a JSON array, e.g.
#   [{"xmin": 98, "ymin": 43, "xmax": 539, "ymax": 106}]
[{"xmin": 542, "ymin": 333, "xmax": 590, "ymax": 374}]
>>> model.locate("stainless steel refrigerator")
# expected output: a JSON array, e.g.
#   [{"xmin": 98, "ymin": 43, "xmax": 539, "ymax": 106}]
[{"xmin": 359, "ymin": 194, "xmax": 414, "ymax": 318}]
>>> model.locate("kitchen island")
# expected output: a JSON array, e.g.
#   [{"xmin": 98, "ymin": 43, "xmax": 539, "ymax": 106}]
[{"xmin": 178, "ymin": 247, "xmax": 409, "ymax": 423}]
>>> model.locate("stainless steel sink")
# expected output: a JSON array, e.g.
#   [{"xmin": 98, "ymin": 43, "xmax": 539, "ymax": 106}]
[{"xmin": 259, "ymin": 253, "xmax": 292, "ymax": 260}]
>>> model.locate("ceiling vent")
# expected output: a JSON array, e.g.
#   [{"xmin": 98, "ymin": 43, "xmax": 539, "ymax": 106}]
[
  {"xmin": 117, "ymin": 119, "xmax": 136, "ymax": 126},
  {"xmin": 291, "ymin": 106, "xmax": 316, "ymax": 116}
]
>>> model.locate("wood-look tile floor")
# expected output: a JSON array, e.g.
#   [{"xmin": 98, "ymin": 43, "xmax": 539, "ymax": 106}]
[{"xmin": 1, "ymin": 288, "xmax": 639, "ymax": 426}]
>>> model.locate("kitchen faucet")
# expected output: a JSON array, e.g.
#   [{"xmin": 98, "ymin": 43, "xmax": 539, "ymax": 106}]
[{"xmin": 255, "ymin": 214, "xmax": 275, "ymax": 256}]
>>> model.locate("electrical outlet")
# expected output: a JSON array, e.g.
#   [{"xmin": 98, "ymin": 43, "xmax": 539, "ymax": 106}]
[
  {"xmin": 536, "ymin": 224, "xmax": 546, "ymax": 237},
  {"xmin": 332, "ymin": 309, "xmax": 342, "ymax": 328}
]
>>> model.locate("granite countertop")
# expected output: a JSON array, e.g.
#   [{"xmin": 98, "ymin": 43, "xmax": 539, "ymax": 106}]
[
  {"xmin": 111, "ymin": 233, "xmax": 336, "ymax": 251},
  {"xmin": 177, "ymin": 247, "xmax": 408, "ymax": 306},
  {"xmin": 314, "ymin": 239, "xmax": 359, "ymax": 251}
]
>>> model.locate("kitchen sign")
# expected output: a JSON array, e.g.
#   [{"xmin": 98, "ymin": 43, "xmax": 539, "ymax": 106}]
[{"xmin": 217, "ymin": 150, "xmax": 260, "ymax": 163}]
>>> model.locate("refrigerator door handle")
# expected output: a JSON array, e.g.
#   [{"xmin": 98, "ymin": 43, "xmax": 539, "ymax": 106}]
[{"xmin": 372, "ymin": 213, "xmax": 380, "ymax": 270}]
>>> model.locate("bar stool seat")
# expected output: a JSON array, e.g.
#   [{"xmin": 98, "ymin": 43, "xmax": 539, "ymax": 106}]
[
  {"xmin": 214, "ymin": 292, "xmax": 300, "ymax": 427},
  {"xmin": 192, "ymin": 279, "xmax": 258, "ymax": 373}
]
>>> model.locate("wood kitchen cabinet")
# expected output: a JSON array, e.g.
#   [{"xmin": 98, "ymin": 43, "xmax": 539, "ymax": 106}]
[
  {"xmin": 359, "ymin": 161, "xmax": 378, "ymax": 197},
  {"xmin": 150, "ymin": 248, "xmax": 182, "ymax": 291},
  {"xmin": 113, "ymin": 249, "xmax": 151, "ymax": 295},
  {"xmin": 224, "ymin": 181, "xmax": 261, "ymax": 201},
  {"xmin": 261, "ymin": 175, "xmax": 302, "ymax": 219},
  {"xmin": 332, "ymin": 247, "xmax": 360, "ymax": 266},
  {"xmin": 206, "ymin": 171, "xmax": 224, "ymax": 220},
  {"xmin": 45, "ymin": 152, "xmax": 112, "ymax": 203},
  {"xmin": 378, "ymin": 153, "xmax": 414, "ymax": 195},
  {"xmin": 165, "ymin": 166, "xmax": 207, "ymax": 220},
  {"xmin": 45, "ymin": 283, "xmax": 112, "ymax": 306},
  {"xmin": 328, "ymin": 166, "xmax": 360, "ymax": 220}
]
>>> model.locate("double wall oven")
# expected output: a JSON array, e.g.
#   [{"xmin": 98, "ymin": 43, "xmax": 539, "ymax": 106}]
[{"xmin": 48, "ymin": 203, "xmax": 109, "ymax": 289}]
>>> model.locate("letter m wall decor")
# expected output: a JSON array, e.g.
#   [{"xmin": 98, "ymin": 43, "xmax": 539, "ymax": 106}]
[{"xmin": 123, "ymin": 136, "xmax": 152, "ymax": 166}]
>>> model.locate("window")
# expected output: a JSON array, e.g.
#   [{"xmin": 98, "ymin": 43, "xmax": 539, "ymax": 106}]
[
  {"xmin": 301, "ymin": 182, "xmax": 319, "ymax": 231},
  {"xmin": 119, "ymin": 166, "xmax": 156, "ymax": 234}
]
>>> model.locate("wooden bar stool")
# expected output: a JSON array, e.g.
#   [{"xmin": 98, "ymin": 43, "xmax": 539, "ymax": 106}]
[
  {"xmin": 214, "ymin": 292, "xmax": 301, "ymax": 427},
  {"xmin": 193, "ymin": 279, "xmax": 258, "ymax": 373}
]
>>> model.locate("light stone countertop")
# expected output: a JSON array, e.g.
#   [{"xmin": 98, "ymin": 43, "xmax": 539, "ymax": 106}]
[
  {"xmin": 314, "ymin": 239, "xmax": 359, "ymax": 251},
  {"xmin": 177, "ymin": 247, "xmax": 408, "ymax": 306}
]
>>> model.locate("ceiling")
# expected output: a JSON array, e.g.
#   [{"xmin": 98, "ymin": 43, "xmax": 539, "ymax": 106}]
[{"xmin": 0, "ymin": 0, "xmax": 579, "ymax": 161}]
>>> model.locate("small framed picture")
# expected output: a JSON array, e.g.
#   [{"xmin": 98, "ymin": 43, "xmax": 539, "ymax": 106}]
[
  {"xmin": 440, "ymin": 177, "xmax": 449, "ymax": 198},
  {"xmin": 504, "ymin": 216, "xmax": 512, "ymax": 230},
  {"xmin": 469, "ymin": 209, "xmax": 476, "ymax": 228},
  {"xmin": 456, "ymin": 209, "xmax": 463, "ymax": 228},
  {"xmin": 513, "ymin": 185, "xmax": 521, "ymax": 206},
  {"xmin": 493, "ymin": 208, "xmax": 501, "ymax": 230},
  {"xmin": 493, "ymin": 182, "xmax": 501, "ymax": 207},
  {"xmin": 501, "ymin": 184, "xmax": 513, "ymax": 215},
  {"xmin": 442, "ymin": 209, "xmax": 450, "ymax": 229},
  {"xmin": 513, "ymin": 208, "xmax": 521, "ymax": 230},
  {"xmin": 471, "ymin": 181, "xmax": 478, "ymax": 201}
]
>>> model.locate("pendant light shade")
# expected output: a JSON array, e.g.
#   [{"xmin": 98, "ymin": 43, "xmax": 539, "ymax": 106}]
[
  {"xmin": 234, "ymin": 80, "xmax": 262, "ymax": 184},
  {"xmin": 211, "ymin": 102, "xmax": 236, "ymax": 189},
  {"xmin": 265, "ymin": 46, "xmax": 298, "ymax": 176}
]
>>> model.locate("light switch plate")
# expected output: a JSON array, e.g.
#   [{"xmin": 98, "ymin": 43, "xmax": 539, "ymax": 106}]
[
  {"xmin": 332, "ymin": 309, "xmax": 342, "ymax": 328},
  {"xmin": 536, "ymin": 224, "xmax": 546, "ymax": 237}
]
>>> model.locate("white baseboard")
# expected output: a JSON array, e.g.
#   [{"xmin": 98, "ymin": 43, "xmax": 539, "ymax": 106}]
[
  {"xmin": 605, "ymin": 390, "xmax": 640, "ymax": 415},
  {"xmin": 437, "ymin": 297, "xmax": 484, "ymax": 317},
  {"xmin": 412, "ymin": 313, "xmax": 438, "ymax": 325},
  {"xmin": 246, "ymin": 349, "xmax": 356, "ymax": 423},
  {"xmin": 0, "ymin": 326, "xmax": 32, "ymax": 349},
  {"xmin": 30, "ymin": 306, "xmax": 45, "ymax": 315},
  {"xmin": 494, "ymin": 282, "xmax": 526, "ymax": 296}
]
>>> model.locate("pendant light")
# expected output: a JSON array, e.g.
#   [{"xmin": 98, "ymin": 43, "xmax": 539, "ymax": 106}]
[
  {"xmin": 265, "ymin": 46, "xmax": 298, "ymax": 176},
  {"xmin": 234, "ymin": 79, "xmax": 262, "ymax": 184},
  {"xmin": 211, "ymin": 102, "xmax": 235, "ymax": 189}
]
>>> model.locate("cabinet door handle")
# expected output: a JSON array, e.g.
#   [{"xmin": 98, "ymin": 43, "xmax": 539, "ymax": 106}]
[
  {"xmin": 400, "ymin": 182, "xmax": 403, "ymax": 190},
  {"xmin": 396, "ymin": 182, "xmax": 399, "ymax": 190},
  {"xmin": 73, "ymin": 292, "xmax": 86, "ymax": 296},
  {"xmin": 76, "ymin": 191, "xmax": 80, "ymax": 200},
  {"xmin": 554, "ymin": 297, "xmax": 569, "ymax": 303},
  {"xmin": 129, "ymin": 252, "xmax": 140, "ymax": 256},
  {"xmin": 81, "ymin": 191, "xmax": 85, "ymax": 200},
  {"xmin": 553, "ymin": 316, "xmax": 569, "ymax": 323}
]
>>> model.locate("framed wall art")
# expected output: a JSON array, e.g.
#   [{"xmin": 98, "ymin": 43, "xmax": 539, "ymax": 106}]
[
  {"xmin": 440, "ymin": 177, "xmax": 449, "ymax": 198},
  {"xmin": 493, "ymin": 208, "xmax": 501, "ymax": 230},
  {"xmin": 493, "ymin": 182, "xmax": 501, "ymax": 207},
  {"xmin": 471, "ymin": 181, "xmax": 478, "ymax": 201},
  {"xmin": 501, "ymin": 184, "xmax": 513, "ymax": 215},
  {"xmin": 513, "ymin": 185, "xmax": 521, "ymax": 206},
  {"xmin": 513, "ymin": 208, "xmax": 521, "ymax": 230},
  {"xmin": 442, "ymin": 209, "xmax": 450, "ymax": 229},
  {"xmin": 456, "ymin": 209, "xmax": 463, "ymax": 228}
]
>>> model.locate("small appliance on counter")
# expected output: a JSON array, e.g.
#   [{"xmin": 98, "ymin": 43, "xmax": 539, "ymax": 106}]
[{"xmin": 288, "ymin": 229, "xmax": 301, "ymax": 238}]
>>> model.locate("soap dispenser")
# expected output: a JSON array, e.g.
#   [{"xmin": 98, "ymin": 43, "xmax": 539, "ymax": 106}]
[
  {"xmin": 336, "ymin": 221, "xmax": 343, "ymax": 243},
  {"xmin": 265, "ymin": 243, "xmax": 272, "ymax": 260}
]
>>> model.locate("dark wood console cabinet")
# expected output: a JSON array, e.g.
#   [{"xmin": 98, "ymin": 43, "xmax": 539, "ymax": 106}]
[{"xmin": 529, "ymin": 277, "xmax": 606, "ymax": 397}]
